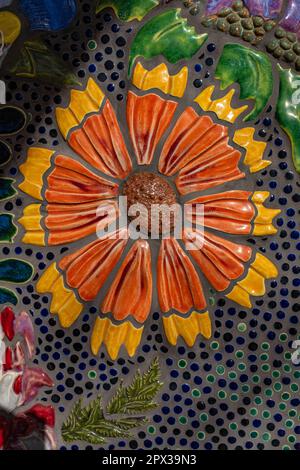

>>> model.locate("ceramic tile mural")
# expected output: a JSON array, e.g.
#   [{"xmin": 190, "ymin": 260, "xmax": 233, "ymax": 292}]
[{"xmin": 0, "ymin": 0, "xmax": 299, "ymax": 451}]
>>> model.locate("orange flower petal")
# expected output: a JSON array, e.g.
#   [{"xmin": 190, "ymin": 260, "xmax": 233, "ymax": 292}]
[
  {"xmin": 185, "ymin": 191, "xmax": 255, "ymax": 235},
  {"xmin": 176, "ymin": 146, "xmax": 244, "ymax": 195},
  {"xmin": 45, "ymin": 154, "xmax": 118, "ymax": 204},
  {"xmin": 157, "ymin": 238, "xmax": 206, "ymax": 314},
  {"xmin": 46, "ymin": 200, "xmax": 118, "ymax": 245},
  {"xmin": 158, "ymin": 107, "xmax": 244, "ymax": 193},
  {"xmin": 69, "ymin": 100, "xmax": 132, "ymax": 179},
  {"xmin": 101, "ymin": 240, "xmax": 152, "ymax": 323},
  {"xmin": 159, "ymin": 107, "xmax": 227, "ymax": 175},
  {"xmin": 183, "ymin": 229, "xmax": 252, "ymax": 292},
  {"xmin": 127, "ymin": 91, "xmax": 178, "ymax": 165},
  {"xmin": 59, "ymin": 228, "xmax": 128, "ymax": 301}
]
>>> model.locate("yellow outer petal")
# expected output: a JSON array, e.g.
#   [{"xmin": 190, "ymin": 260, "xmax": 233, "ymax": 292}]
[
  {"xmin": 252, "ymin": 191, "xmax": 269, "ymax": 204},
  {"xmin": 56, "ymin": 78, "xmax": 105, "ymax": 139},
  {"xmin": 58, "ymin": 295, "xmax": 83, "ymax": 328},
  {"xmin": 170, "ymin": 67, "xmax": 188, "ymax": 98},
  {"xmin": 163, "ymin": 311, "xmax": 211, "ymax": 347},
  {"xmin": 253, "ymin": 224, "xmax": 278, "ymax": 236},
  {"xmin": 227, "ymin": 254, "xmax": 278, "ymax": 308},
  {"xmin": 19, "ymin": 204, "xmax": 42, "ymax": 230},
  {"xmin": 194, "ymin": 85, "xmax": 214, "ymax": 111},
  {"xmin": 0, "ymin": 12, "xmax": 21, "ymax": 44},
  {"xmin": 19, "ymin": 204, "xmax": 45, "ymax": 246},
  {"xmin": 252, "ymin": 191, "xmax": 281, "ymax": 236},
  {"xmin": 36, "ymin": 263, "xmax": 60, "ymax": 292},
  {"xmin": 36, "ymin": 263, "xmax": 83, "ymax": 327},
  {"xmin": 50, "ymin": 276, "xmax": 72, "ymax": 313},
  {"xmin": 19, "ymin": 148, "xmax": 53, "ymax": 200},
  {"xmin": 22, "ymin": 232, "xmax": 45, "ymax": 246},
  {"xmin": 132, "ymin": 62, "xmax": 188, "ymax": 98},
  {"xmin": 55, "ymin": 109, "xmax": 78, "ymax": 141},
  {"xmin": 238, "ymin": 267, "xmax": 266, "ymax": 296},
  {"xmin": 252, "ymin": 253, "xmax": 278, "ymax": 279},
  {"xmin": 209, "ymin": 90, "xmax": 248, "ymax": 123},
  {"xmin": 91, "ymin": 318, "xmax": 143, "ymax": 359},
  {"xmin": 233, "ymin": 127, "xmax": 270, "ymax": 173},
  {"xmin": 255, "ymin": 205, "xmax": 281, "ymax": 225},
  {"xmin": 195, "ymin": 86, "xmax": 248, "ymax": 123},
  {"xmin": 226, "ymin": 286, "xmax": 251, "ymax": 308}
]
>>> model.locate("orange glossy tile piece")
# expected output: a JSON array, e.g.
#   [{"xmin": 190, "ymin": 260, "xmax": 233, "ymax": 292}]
[
  {"xmin": 38, "ymin": 153, "xmax": 120, "ymax": 245},
  {"xmin": 45, "ymin": 154, "xmax": 118, "ymax": 204},
  {"xmin": 159, "ymin": 107, "xmax": 226, "ymax": 175},
  {"xmin": 45, "ymin": 200, "xmax": 119, "ymax": 246},
  {"xmin": 183, "ymin": 229, "xmax": 252, "ymax": 292},
  {"xmin": 69, "ymin": 100, "xmax": 132, "ymax": 179},
  {"xmin": 158, "ymin": 107, "xmax": 244, "ymax": 194},
  {"xmin": 127, "ymin": 91, "xmax": 178, "ymax": 165},
  {"xmin": 185, "ymin": 191, "xmax": 255, "ymax": 235},
  {"xmin": 101, "ymin": 240, "xmax": 152, "ymax": 323},
  {"xmin": 59, "ymin": 228, "xmax": 128, "ymax": 301},
  {"xmin": 157, "ymin": 237, "xmax": 206, "ymax": 314}
]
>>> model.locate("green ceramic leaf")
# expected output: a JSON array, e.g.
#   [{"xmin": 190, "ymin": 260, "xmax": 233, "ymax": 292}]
[
  {"xmin": 0, "ymin": 287, "xmax": 18, "ymax": 305},
  {"xmin": 0, "ymin": 214, "xmax": 17, "ymax": 243},
  {"xmin": 0, "ymin": 178, "xmax": 16, "ymax": 201},
  {"xmin": 61, "ymin": 358, "xmax": 162, "ymax": 444},
  {"xmin": 107, "ymin": 357, "xmax": 163, "ymax": 415},
  {"xmin": 96, "ymin": 0, "xmax": 159, "ymax": 21},
  {"xmin": 215, "ymin": 43, "xmax": 273, "ymax": 121},
  {"xmin": 9, "ymin": 40, "xmax": 81, "ymax": 87},
  {"xmin": 61, "ymin": 396, "xmax": 146, "ymax": 444},
  {"xmin": 0, "ymin": 259, "xmax": 33, "ymax": 283},
  {"xmin": 128, "ymin": 8, "xmax": 208, "ymax": 75},
  {"xmin": 276, "ymin": 65, "xmax": 300, "ymax": 174}
]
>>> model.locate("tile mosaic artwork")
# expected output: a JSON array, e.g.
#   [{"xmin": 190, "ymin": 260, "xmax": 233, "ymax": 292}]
[{"xmin": 0, "ymin": 0, "xmax": 299, "ymax": 451}]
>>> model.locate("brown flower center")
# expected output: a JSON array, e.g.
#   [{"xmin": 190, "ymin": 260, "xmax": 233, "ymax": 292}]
[{"xmin": 123, "ymin": 172, "xmax": 178, "ymax": 236}]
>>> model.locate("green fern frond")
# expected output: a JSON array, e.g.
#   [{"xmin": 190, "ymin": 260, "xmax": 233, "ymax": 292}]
[
  {"xmin": 107, "ymin": 357, "xmax": 163, "ymax": 415},
  {"xmin": 61, "ymin": 358, "xmax": 162, "ymax": 444}
]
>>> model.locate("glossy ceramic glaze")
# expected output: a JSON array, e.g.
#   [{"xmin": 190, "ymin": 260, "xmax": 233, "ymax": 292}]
[{"xmin": 0, "ymin": 0, "xmax": 299, "ymax": 452}]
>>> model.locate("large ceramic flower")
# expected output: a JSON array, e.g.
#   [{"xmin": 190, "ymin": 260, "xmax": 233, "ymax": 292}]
[{"xmin": 18, "ymin": 63, "xmax": 281, "ymax": 360}]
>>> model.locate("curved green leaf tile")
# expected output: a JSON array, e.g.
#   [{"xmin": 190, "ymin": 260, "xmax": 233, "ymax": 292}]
[
  {"xmin": 0, "ymin": 287, "xmax": 18, "ymax": 305},
  {"xmin": 276, "ymin": 65, "xmax": 300, "ymax": 173},
  {"xmin": 9, "ymin": 40, "xmax": 81, "ymax": 87},
  {"xmin": 0, "ymin": 178, "xmax": 17, "ymax": 201},
  {"xmin": 128, "ymin": 8, "xmax": 208, "ymax": 75},
  {"xmin": 215, "ymin": 43, "xmax": 273, "ymax": 121},
  {"xmin": 0, "ymin": 259, "xmax": 34, "ymax": 283},
  {"xmin": 0, "ymin": 214, "xmax": 17, "ymax": 243},
  {"xmin": 96, "ymin": 0, "xmax": 159, "ymax": 22}
]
